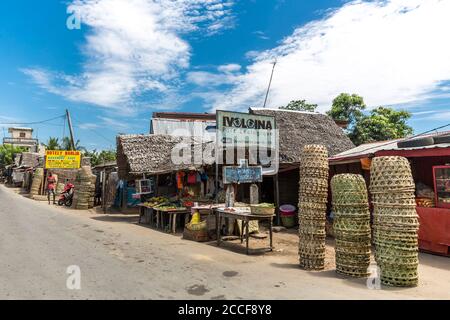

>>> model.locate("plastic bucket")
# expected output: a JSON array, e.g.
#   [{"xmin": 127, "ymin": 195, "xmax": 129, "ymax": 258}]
[{"xmin": 280, "ymin": 204, "xmax": 296, "ymax": 228}]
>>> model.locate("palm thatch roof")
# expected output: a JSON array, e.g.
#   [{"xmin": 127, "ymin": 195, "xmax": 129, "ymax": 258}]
[
  {"xmin": 117, "ymin": 109, "xmax": 354, "ymax": 178},
  {"xmin": 117, "ymin": 134, "xmax": 213, "ymax": 178},
  {"xmin": 250, "ymin": 108, "xmax": 354, "ymax": 163}
]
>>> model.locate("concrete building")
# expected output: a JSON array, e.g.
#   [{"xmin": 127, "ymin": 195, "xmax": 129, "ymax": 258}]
[{"xmin": 3, "ymin": 127, "xmax": 39, "ymax": 152}]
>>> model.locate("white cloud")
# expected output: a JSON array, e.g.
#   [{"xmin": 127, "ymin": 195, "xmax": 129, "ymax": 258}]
[
  {"xmin": 208, "ymin": 0, "xmax": 450, "ymax": 112},
  {"xmin": 23, "ymin": 0, "xmax": 234, "ymax": 111},
  {"xmin": 187, "ymin": 63, "xmax": 241, "ymax": 86},
  {"xmin": 253, "ymin": 31, "xmax": 270, "ymax": 40},
  {"xmin": 78, "ymin": 122, "xmax": 101, "ymax": 130},
  {"xmin": 415, "ymin": 110, "xmax": 450, "ymax": 121},
  {"xmin": 218, "ymin": 63, "xmax": 241, "ymax": 73}
]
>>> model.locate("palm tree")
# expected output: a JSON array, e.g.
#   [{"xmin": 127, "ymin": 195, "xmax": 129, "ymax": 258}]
[
  {"xmin": 43, "ymin": 137, "xmax": 60, "ymax": 150},
  {"xmin": 61, "ymin": 137, "xmax": 86, "ymax": 151}
]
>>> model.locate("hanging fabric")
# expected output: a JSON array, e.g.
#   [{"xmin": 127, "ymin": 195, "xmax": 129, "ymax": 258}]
[
  {"xmin": 176, "ymin": 172, "xmax": 185, "ymax": 189},
  {"xmin": 187, "ymin": 171, "xmax": 197, "ymax": 184}
]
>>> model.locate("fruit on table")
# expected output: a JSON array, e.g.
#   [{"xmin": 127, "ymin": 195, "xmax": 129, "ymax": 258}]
[{"xmin": 252, "ymin": 203, "xmax": 275, "ymax": 208}]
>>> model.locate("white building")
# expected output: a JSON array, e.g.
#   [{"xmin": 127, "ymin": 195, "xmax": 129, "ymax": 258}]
[{"xmin": 3, "ymin": 127, "xmax": 39, "ymax": 152}]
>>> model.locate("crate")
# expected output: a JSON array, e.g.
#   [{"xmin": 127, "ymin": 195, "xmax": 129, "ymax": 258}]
[{"xmin": 183, "ymin": 227, "xmax": 209, "ymax": 242}]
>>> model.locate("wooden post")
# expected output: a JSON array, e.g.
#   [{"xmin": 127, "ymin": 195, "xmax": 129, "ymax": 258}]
[
  {"xmin": 249, "ymin": 183, "xmax": 259, "ymax": 205},
  {"xmin": 273, "ymin": 174, "xmax": 280, "ymax": 226},
  {"xmin": 102, "ymin": 169, "xmax": 107, "ymax": 213},
  {"xmin": 155, "ymin": 174, "xmax": 159, "ymax": 196}
]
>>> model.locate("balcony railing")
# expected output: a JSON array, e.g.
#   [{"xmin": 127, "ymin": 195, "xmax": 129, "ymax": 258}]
[{"xmin": 3, "ymin": 137, "xmax": 39, "ymax": 146}]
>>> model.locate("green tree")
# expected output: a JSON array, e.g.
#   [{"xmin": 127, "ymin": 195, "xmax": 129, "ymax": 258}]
[
  {"xmin": 83, "ymin": 149, "xmax": 116, "ymax": 167},
  {"xmin": 61, "ymin": 137, "xmax": 86, "ymax": 151},
  {"xmin": 327, "ymin": 93, "xmax": 413, "ymax": 146},
  {"xmin": 326, "ymin": 93, "xmax": 366, "ymax": 123},
  {"xmin": 280, "ymin": 100, "xmax": 318, "ymax": 112},
  {"xmin": 0, "ymin": 144, "xmax": 26, "ymax": 166},
  {"xmin": 43, "ymin": 137, "xmax": 60, "ymax": 150},
  {"xmin": 349, "ymin": 107, "xmax": 413, "ymax": 145}
]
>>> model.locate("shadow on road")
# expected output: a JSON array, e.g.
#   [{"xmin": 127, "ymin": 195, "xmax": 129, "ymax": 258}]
[{"xmin": 91, "ymin": 214, "xmax": 139, "ymax": 224}]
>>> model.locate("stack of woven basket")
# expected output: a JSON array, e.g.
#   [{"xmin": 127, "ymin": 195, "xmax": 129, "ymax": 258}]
[
  {"xmin": 30, "ymin": 168, "xmax": 44, "ymax": 197},
  {"xmin": 331, "ymin": 174, "xmax": 371, "ymax": 277},
  {"xmin": 74, "ymin": 166, "xmax": 96, "ymax": 210},
  {"xmin": 298, "ymin": 145, "xmax": 329, "ymax": 270},
  {"xmin": 369, "ymin": 156, "xmax": 419, "ymax": 287}
]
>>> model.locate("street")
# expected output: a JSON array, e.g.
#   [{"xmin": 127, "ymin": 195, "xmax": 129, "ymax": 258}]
[{"xmin": 0, "ymin": 184, "xmax": 449, "ymax": 300}]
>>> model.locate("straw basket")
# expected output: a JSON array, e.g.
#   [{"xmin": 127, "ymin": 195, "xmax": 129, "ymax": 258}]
[
  {"xmin": 331, "ymin": 174, "xmax": 371, "ymax": 277},
  {"xmin": 369, "ymin": 156, "xmax": 419, "ymax": 287},
  {"xmin": 298, "ymin": 145, "xmax": 329, "ymax": 270},
  {"xmin": 250, "ymin": 205, "xmax": 275, "ymax": 216}
]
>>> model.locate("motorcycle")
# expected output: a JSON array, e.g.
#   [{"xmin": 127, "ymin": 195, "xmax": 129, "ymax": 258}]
[{"xmin": 58, "ymin": 183, "xmax": 75, "ymax": 207}]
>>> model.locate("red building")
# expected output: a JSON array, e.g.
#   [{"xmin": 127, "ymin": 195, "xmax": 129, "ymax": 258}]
[{"xmin": 329, "ymin": 132, "xmax": 450, "ymax": 256}]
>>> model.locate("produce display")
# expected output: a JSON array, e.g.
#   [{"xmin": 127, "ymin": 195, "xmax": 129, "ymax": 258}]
[
  {"xmin": 298, "ymin": 145, "xmax": 329, "ymax": 270},
  {"xmin": 250, "ymin": 203, "xmax": 275, "ymax": 215},
  {"xmin": 142, "ymin": 196, "xmax": 169, "ymax": 207},
  {"xmin": 155, "ymin": 205, "xmax": 186, "ymax": 211},
  {"xmin": 331, "ymin": 174, "xmax": 371, "ymax": 277},
  {"xmin": 369, "ymin": 156, "xmax": 419, "ymax": 287}
]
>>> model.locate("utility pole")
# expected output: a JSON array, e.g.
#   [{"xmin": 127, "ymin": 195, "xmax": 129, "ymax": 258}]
[
  {"xmin": 66, "ymin": 109, "xmax": 76, "ymax": 150},
  {"xmin": 263, "ymin": 59, "xmax": 277, "ymax": 108}
]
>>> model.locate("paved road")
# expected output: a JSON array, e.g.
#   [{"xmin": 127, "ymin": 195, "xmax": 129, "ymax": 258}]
[{"xmin": 0, "ymin": 185, "xmax": 449, "ymax": 300}]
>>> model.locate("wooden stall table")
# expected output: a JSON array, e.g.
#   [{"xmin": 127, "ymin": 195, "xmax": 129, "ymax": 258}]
[
  {"xmin": 154, "ymin": 207, "xmax": 190, "ymax": 234},
  {"xmin": 138, "ymin": 203, "xmax": 154, "ymax": 225},
  {"xmin": 215, "ymin": 207, "xmax": 274, "ymax": 255}
]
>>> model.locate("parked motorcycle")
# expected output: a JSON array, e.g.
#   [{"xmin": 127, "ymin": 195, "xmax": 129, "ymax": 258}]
[{"xmin": 58, "ymin": 182, "xmax": 75, "ymax": 207}]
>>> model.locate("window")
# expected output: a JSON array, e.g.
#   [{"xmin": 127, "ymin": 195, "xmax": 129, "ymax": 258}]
[{"xmin": 19, "ymin": 132, "xmax": 26, "ymax": 138}]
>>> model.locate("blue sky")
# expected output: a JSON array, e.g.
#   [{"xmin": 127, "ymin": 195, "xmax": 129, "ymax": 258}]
[{"xmin": 0, "ymin": 0, "xmax": 449, "ymax": 150}]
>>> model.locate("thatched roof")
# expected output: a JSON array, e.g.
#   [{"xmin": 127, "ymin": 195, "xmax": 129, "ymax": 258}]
[
  {"xmin": 117, "ymin": 110, "xmax": 354, "ymax": 178},
  {"xmin": 250, "ymin": 108, "xmax": 354, "ymax": 163},
  {"xmin": 117, "ymin": 134, "xmax": 213, "ymax": 178}
]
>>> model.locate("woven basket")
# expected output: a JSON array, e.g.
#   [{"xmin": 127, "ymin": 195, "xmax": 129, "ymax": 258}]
[
  {"xmin": 331, "ymin": 174, "xmax": 371, "ymax": 277},
  {"xmin": 250, "ymin": 205, "xmax": 275, "ymax": 216},
  {"xmin": 369, "ymin": 157, "xmax": 419, "ymax": 287}
]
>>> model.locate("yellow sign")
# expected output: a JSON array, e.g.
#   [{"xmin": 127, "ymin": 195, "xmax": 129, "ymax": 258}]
[{"xmin": 45, "ymin": 150, "xmax": 81, "ymax": 169}]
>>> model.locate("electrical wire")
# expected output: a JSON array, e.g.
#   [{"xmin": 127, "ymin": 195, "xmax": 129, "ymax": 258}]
[
  {"xmin": 333, "ymin": 122, "xmax": 450, "ymax": 158},
  {"xmin": 70, "ymin": 115, "xmax": 116, "ymax": 145},
  {"xmin": 0, "ymin": 114, "xmax": 65, "ymax": 125}
]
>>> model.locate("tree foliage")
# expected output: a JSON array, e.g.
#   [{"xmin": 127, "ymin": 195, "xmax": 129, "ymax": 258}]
[
  {"xmin": 43, "ymin": 137, "xmax": 60, "ymax": 150},
  {"xmin": 61, "ymin": 137, "xmax": 85, "ymax": 151},
  {"xmin": 280, "ymin": 100, "xmax": 318, "ymax": 112},
  {"xmin": 43, "ymin": 137, "xmax": 85, "ymax": 151},
  {"xmin": 83, "ymin": 149, "xmax": 116, "ymax": 167},
  {"xmin": 327, "ymin": 93, "xmax": 413, "ymax": 146},
  {"xmin": 349, "ymin": 107, "xmax": 413, "ymax": 145},
  {"xmin": 0, "ymin": 144, "xmax": 26, "ymax": 166},
  {"xmin": 326, "ymin": 93, "xmax": 366, "ymax": 123}
]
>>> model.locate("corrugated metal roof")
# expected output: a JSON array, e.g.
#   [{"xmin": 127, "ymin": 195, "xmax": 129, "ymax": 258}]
[{"xmin": 329, "ymin": 131, "xmax": 450, "ymax": 162}]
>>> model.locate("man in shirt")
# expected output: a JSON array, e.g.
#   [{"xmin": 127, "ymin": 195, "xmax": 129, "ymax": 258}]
[{"xmin": 47, "ymin": 171, "xmax": 57, "ymax": 205}]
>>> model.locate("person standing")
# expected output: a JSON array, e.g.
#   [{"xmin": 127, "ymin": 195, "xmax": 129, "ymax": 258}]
[{"xmin": 47, "ymin": 171, "xmax": 57, "ymax": 205}]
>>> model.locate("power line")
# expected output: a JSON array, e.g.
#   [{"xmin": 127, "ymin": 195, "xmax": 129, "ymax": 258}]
[
  {"xmin": 70, "ymin": 115, "xmax": 116, "ymax": 145},
  {"xmin": 0, "ymin": 114, "xmax": 65, "ymax": 125},
  {"xmin": 334, "ymin": 123, "xmax": 450, "ymax": 158}
]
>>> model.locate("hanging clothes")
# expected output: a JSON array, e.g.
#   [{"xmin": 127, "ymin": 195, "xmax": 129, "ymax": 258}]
[
  {"xmin": 187, "ymin": 171, "xmax": 197, "ymax": 184},
  {"xmin": 200, "ymin": 171, "xmax": 208, "ymax": 182},
  {"xmin": 176, "ymin": 172, "xmax": 185, "ymax": 189}
]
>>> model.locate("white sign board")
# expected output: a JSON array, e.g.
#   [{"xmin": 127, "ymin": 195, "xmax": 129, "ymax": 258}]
[{"xmin": 216, "ymin": 110, "xmax": 275, "ymax": 148}]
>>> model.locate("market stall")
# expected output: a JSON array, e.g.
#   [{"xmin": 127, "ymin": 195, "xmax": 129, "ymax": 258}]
[
  {"xmin": 329, "ymin": 132, "xmax": 450, "ymax": 256},
  {"xmin": 215, "ymin": 206, "xmax": 274, "ymax": 255},
  {"xmin": 117, "ymin": 134, "xmax": 219, "ymax": 234}
]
